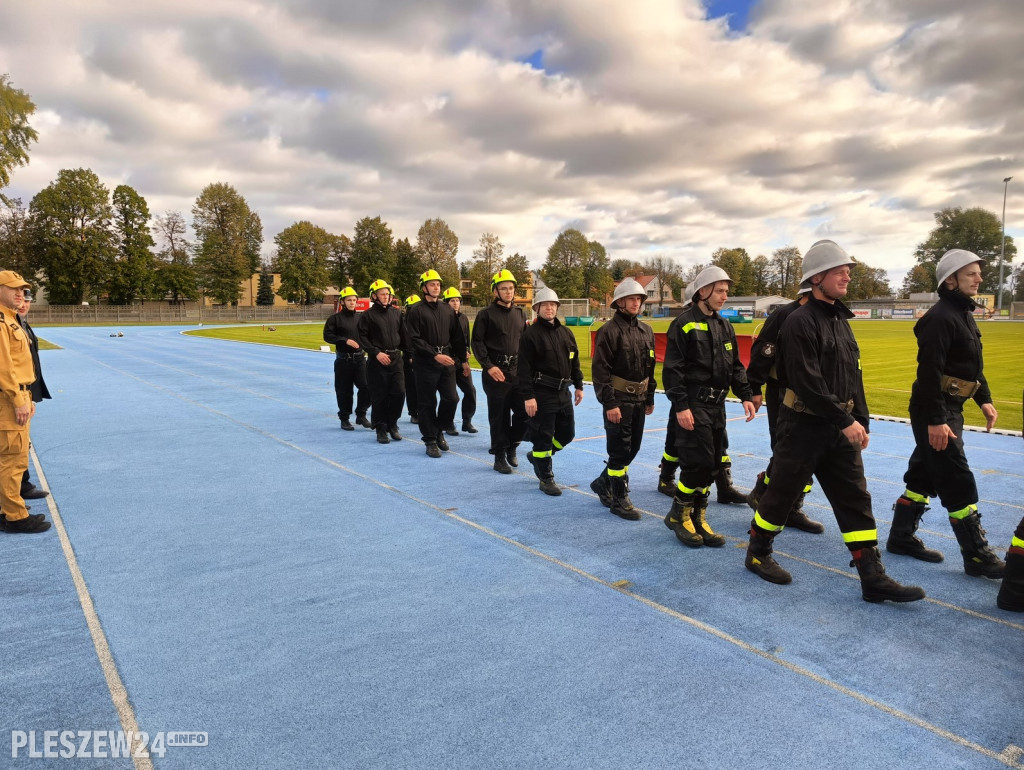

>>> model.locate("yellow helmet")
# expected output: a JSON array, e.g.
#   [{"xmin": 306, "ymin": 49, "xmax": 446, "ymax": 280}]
[
  {"xmin": 491, "ymin": 269, "xmax": 517, "ymax": 291},
  {"xmin": 405, "ymin": 294, "xmax": 421, "ymax": 307},
  {"xmin": 419, "ymin": 269, "xmax": 442, "ymax": 287},
  {"xmin": 369, "ymin": 279, "xmax": 391, "ymax": 296},
  {"xmin": 339, "ymin": 286, "xmax": 357, "ymax": 299},
  {"xmin": 442, "ymin": 287, "xmax": 462, "ymax": 302}
]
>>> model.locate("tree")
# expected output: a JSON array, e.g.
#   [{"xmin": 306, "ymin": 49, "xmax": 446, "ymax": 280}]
[
  {"xmin": 913, "ymin": 207, "xmax": 1016, "ymax": 296},
  {"xmin": 256, "ymin": 264, "xmax": 276, "ymax": 305},
  {"xmin": 711, "ymin": 247, "xmax": 755, "ymax": 295},
  {"xmin": 273, "ymin": 221, "xmax": 333, "ymax": 304},
  {"xmin": 584, "ymin": 240, "xmax": 613, "ymax": 304},
  {"xmin": 392, "ymin": 237, "xmax": 423, "ymax": 301},
  {"xmin": 466, "ymin": 232, "xmax": 505, "ymax": 302},
  {"xmin": 503, "ymin": 252, "xmax": 532, "ymax": 303},
  {"xmin": 642, "ymin": 255, "xmax": 684, "ymax": 309},
  {"xmin": 153, "ymin": 211, "xmax": 198, "ymax": 304},
  {"xmin": 192, "ymin": 183, "xmax": 262, "ymax": 304},
  {"xmin": 348, "ymin": 216, "xmax": 395, "ymax": 295},
  {"xmin": 28, "ymin": 168, "xmax": 115, "ymax": 305},
  {"xmin": 540, "ymin": 229, "xmax": 588, "ymax": 298},
  {"xmin": 0, "ymin": 198, "xmax": 31, "ymax": 276},
  {"xmin": 750, "ymin": 255, "xmax": 772, "ymax": 296},
  {"xmin": 106, "ymin": 185, "xmax": 156, "ymax": 304},
  {"xmin": 610, "ymin": 258, "xmax": 645, "ymax": 281},
  {"xmin": 899, "ymin": 264, "xmax": 932, "ymax": 298},
  {"xmin": 1, "ymin": 74, "xmax": 38, "ymax": 204},
  {"xmin": 846, "ymin": 261, "xmax": 891, "ymax": 300},
  {"xmin": 768, "ymin": 246, "xmax": 803, "ymax": 297},
  {"xmin": 327, "ymin": 233, "xmax": 352, "ymax": 292},
  {"xmin": 415, "ymin": 218, "xmax": 459, "ymax": 289}
]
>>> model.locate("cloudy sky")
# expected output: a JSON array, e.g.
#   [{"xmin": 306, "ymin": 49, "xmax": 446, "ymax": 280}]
[{"xmin": 1, "ymin": 0, "xmax": 1020, "ymax": 285}]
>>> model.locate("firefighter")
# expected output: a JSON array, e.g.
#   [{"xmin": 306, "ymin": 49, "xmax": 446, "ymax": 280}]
[
  {"xmin": 887, "ymin": 249, "xmax": 1004, "ymax": 578},
  {"xmin": 661, "ymin": 267, "xmax": 756, "ymax": 548},
  {"xmin": 402, "ymin": 294, "xmax": 420, "ymax": 425},
  {"xmin": 405, "ymin": 270, "xmax": 466, "ymax": 458},
  {"xmin": 590, "ymin": 278, "xmax": 657, "ymax": 520},
  {"xmin": 743, "ymin": 281, "xmax": 824, "ymax": 533},
  {"xmin": 442, "ymin": 287, "xmax": 478, "ymax": 435},
  {"xmin": 322, "ymin": 286, "xmax": 372, "ymax": 431},
  {"xmin": 743, "ymin": 240, "xmax": 925, "ymax": 603},
  {"xmin": 356, "ymin": 280, "xmax": 406, "ymax": 445},
  {"xmin": 996, "ymin": 392, "xmax": 1024, "ymax": 612},
  {"xmin": 472, "ymin": 269, "xmax": 528, "ymax": 474},
  {"xmin": 518, "ymin": 288, "xmax": 584, "ymax": 496}
]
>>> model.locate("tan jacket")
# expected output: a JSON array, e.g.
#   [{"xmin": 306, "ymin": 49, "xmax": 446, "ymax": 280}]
[{"xmin": 0, "ymin": 304, "xmax": 35, "ymax": 427}]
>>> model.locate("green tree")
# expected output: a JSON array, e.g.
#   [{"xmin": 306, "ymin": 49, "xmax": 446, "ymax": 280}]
[
  {"xmin": 750, "ymin": 255, "xmax": 772, "ymax": 295},
  {"xmin": 466, "ymin": 232, "xmax": 505, "ymax": 303},
  {"xmin": 415, "ymin": 218, "xmax": 459, "ymax": 289},
  {"xmin": 192, "ymin": 183, "xmax": 262, "ymax": 304},
  {"xmin": 1, "ymin": 74, "xmax": 38, "ymax": 204},
  {"xmin": 769, "ymin": 246, "xmax": 803, "ymax": 296},
  {"xmin": 327, "ymin": 233, "xmax": 352, "ymax": 292},
  {"xmin": 28, "ymin": 168, "xmax": 115, "ymax": 305},
  {"xmin": 642, "ymin": 255, "xmax": 684, "ymax": 309},
  {"xmin": 392, "ymin": 237, "xmax": 423, "ymax": 300},
  {"xmin": 256, "ymin": 264, "xmax": 276, "ymax": 305},
  {"xmin": 540, "ymin": 229, "xmax": 588, "ymax": 298},
  {"xmin": 106, "ymin": 185, "xmax": 156, "ymax": 304},
  {"xmin": 899, "ymin": 264, "xmax": 932, "ymax": 298},
  {"xmin": 846, "ymin": 261, "xmax": 891, "ymax": 300},
  {"xmin": 711, "ymin": 247, "xmax": 755, "ymax": 295},
  {"xmin": 610, "ymin": 258, "xmax": 644, "ymax": 281},
  {"xmin": 0, "ymin": 198, "xmax": 31, "ymax": 276},
  {"xmin": 585, "ymin": 240, "xmax": 613, "ymax": 304},
  {"xmin": 503, "ymin": 252, "xmax": 532, "ymax": 303},
  {"xmin": 913, "ymin": 207, "xmax": 1016, "ymax": 297},
  {"xmin": 273, "ymin": 221, "xmax": 333, "ymax": 304},
  {"xmin": 153, "ymin": 211, "xmax": 198, "ymax": 304},
  {"xmin": 348, "ymin": 216, "xmax": 395, "ymax": 295}
]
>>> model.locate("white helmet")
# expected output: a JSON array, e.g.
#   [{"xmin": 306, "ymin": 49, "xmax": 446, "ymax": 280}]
[
  {"xmin": 800, "ymin": 240, "xmax": 855, "ymax": 284},
  {"xmin": 688, "ymin": 266, "xmax": 731, "ymax": 303},
  {"xmin": 533, "ymin": 287, "xmax": 560, "ymax": 308},
  {"xmin": 612, "ymin": 277, "xmax": 646, "ymax": 307},
  {"xmin": 935, "ymin": 249, "xmax": 983, "ymax": 289}
]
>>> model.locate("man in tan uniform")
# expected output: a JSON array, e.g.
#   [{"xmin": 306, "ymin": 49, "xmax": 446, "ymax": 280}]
[{"xmin": 0, "ymin": 270, "xmax": 50, "ymax": 533}]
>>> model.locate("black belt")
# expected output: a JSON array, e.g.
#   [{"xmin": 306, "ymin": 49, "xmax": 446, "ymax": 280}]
[
  {"xmin": 493, "ymin": 354, "xmax": 518, "ymax": 368},
  {"xmin": 338, "ymin": 350, "xmax": 365, "ymax": 360},
  {"xmin": 534, "ymin": 373, "xmax": 573, "ymax": 391},
  {"xmin": 382, "ymin": 348, "xmax": 401, "ymax": 357},
  {"xmin": 691, "ymin": 386, "xmax": 728, "ymax": 405},
  {"xmin": 433, "ymin": 344, "xmax": 452, "ymax": 355}
]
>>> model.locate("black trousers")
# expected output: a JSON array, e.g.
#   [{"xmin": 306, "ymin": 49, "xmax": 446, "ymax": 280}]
[
  {"xmin": 662, "ymin": 408, "xmax": 732, "ymax": 480},
  {"xmin": 481, "ymin": 371, "xmax": 526, "ymax": 453},
  {"xmin": 903, "ymin": 401, "xmax": 977, "ymax": 513},
  {"xmin": 454, "ymin": 367, "xmax": 477, "ymax": 426},
  {"xmin": 404, "ymin": 354, "xmax": 418, "ymax": 418},
  {"xmin": 366, "ymin": 356, "xmax": 405, "ymax": 430},
  {"xmin": 333, "ymin": 354, "xmax": 370, "ymax": 420},
  {"xmin": 755, "ymin": 410, "xmax": 876, "ymax": 546},
  {"xmin": 673, "ymin": 403, "xmax": 725, "ymax": 490},
  {"xmin": 526, "ymin": 388, "xmax": 574, "ymax": 456},
  {"xmin": 415, "ymin": 362, "xmax": 458, "ymax": 444},
  {"xmin": 604, "ymin": 399, "xmax": 647, "ymax": 473}
]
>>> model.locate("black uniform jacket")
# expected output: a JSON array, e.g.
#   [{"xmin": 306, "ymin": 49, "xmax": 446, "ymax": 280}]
[
  {"xmin": 592, "ymin": 310, "xmax": 657, "ymax": 410},
  {"xmin": 471, "ymin": 301, "xmax": 527, "ymax": 374},
  {"xmin": 405, "ymin": 298, "xmax": 467, "ymax": 368},
  {"xmin": 746, "ymin": 299, "xmax": 803, "ymax": 397},
  {"xmin": 17, "ymin": 315, "xmax": 50, "ymax": 402},
  {"xmin": 663, "ymin": 303, "xmax": 752, "ymax": 413},
  {"xmin": 454, "ymin": 313, "xmax": 471, "ymax": 365},
  {"xmin": 910, "ymin": 287, "xmax": 992, "ymax": 425},
  {"xmin": 323, "ymin": 308, "xmax": 364, "ymax": 353},
  {"xmin": 357, "ymin": 302, "xmax": 404, "ymax": 357},
  {"xmin": 780, "ymin": 295, "xmax": 869, "ymax": 431},
  {"xmin": 517, "ymin": 316, "xmax": 583, "ymax": 401}
]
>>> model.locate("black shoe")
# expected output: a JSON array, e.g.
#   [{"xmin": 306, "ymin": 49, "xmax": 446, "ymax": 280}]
[
  {"xmin": 21, "ymin": 486, "xmax": 49, "ymax": 500},
  {"xmin": 410, "ymin": 415, "xmax": 419, "ymax": 424},
  {"xmin": 539, "ymin": 478, "xmax": 562, "ymax": 496},
  {"xmin": 387, "ymin": 426, "xmax": 403, "ymax": 441},
  {"xmin": 590, "ymin": 474, "xmax": 613, "ymax": 507},
  {"xmin": 445, "ymin": 426, "xmax": 460, "ymax": 436},
  {"xmin": 426, "ymin": 443, "xmax": 442, "ymax": 458},
  {"xmin": 0, "ymin": 513, "xmax": 51, "ymax": 534},
  {"xmin": 340, "ymin": 419, "xmax": 355, "ymax": 431},
  {"xmin": 657, "ymin": 477, "xmax": 676, "ymax": 498},
  {"xmin": 851, "ymin": 547, "xmax": 926, "ymax": 603},
  {"xmin": 493, "ymin": 453, "xmax": 513, "ymax": 474},
  {"xmin": 376, "ymin": 428, "xmax": 390, "ymax": 445},
  {"xmin": 462, "ymin": 422, "xmax": 478, "ymax": 434},
  {"xmin": 436, "ymin": 434, "xmax": 450, "ymax": 451},
  {"xmin": 787, "ymin": 508, "xmax": 826, "ymax": 535},
  {"xmin": 506, "ymin": 447, "xmax": 518, "ymax": 468},
  {"xmin": 356, "ymin": 415, "xmax": 373, "ymax": 429}
]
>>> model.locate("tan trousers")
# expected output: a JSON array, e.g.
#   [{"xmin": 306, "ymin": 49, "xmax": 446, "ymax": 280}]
[{"xmin": 0, "ymin": 421, "xmax": 30, "ymax": 522}]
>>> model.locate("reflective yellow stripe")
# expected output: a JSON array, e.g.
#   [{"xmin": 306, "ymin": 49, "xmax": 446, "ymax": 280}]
[
  {"xmin": 662, "ymin": 452, "xmax": 679, "ymax": 463},
  {"xmin": 948, "ymin": 504, "xmax": 978, "ymax": 520},
  {"xmin": 842, "ymin": 529, "xmax": 877, "ymax": 544},
  {"xmin": 904, "ymin": 489, "xmax": 929, "ymax": 504},
  {"xmin": 649, "ymin": 349, "xmax": 655, "ymax": 358},
  {"xmin": 1013, "ymin": 536, "xmax": 1024, "ymax": 549},
  {"xmin": 532, "ymin": 450, "xmax": 552, "ymax": 458},
  {"xmin": 724, "ymin": 342, "xmax": 733, "ymax": 351},
  {"xmin": 754, "ymin": 512, "xmax": 784, "ymax": 533},
  {"xmin": 569, "ymin": 352, "xmax": 575, "ymax": 359},
  {"xmin": 607, "ymin": 467, "xmax": 626, "ymax": 477},
  {"xmin": 721, "ymin": 455, "xmax": 731, "ymax": 464},
  {"xmin": 802, "ymin": 483, "xmax": 812, "ymax": 494},
  {"xmin": 552, "ymin": 439, "xmax": 564, "ymax": 451},
  {"xmin": 677, "ymin": 482, "xmax": 699, "ymax": 494},
  {"xmin": 682, "ymin": 322, "xmax": 709, "ymax": 334},
  {"xmin": 764, "ymin": 474, "xmax": 771, "ymax": 485}
]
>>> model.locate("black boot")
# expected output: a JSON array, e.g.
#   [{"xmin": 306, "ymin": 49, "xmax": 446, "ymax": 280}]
[
  {"xmin": 531, "ymin": 455, "xmax": 561, "ymax": 497},
  {"xmin": 996, "ymin": 548, "xmax": 1024, "ymax": 612},
  {"xmin": 445, "ymin": 425, "xmax": 460, "ymax": 436},
  {"xmin": 590, "ymin": 468, "xmax": 613, "ymax": 507},
  {"xmin": 493, "ymin": 449, "xmax": 513, "ymax": 474},
  {"xmin": 376, "ymin": 427, "xmax": 390, "ymax": 444},
  {"xmin": 850, "ymin": 547, "xmax": 926, "ymax": 603},
  {"xmin": 462, "ymin": 421, "xmax": 478, "ymax": 434},
  {"xmin": 340, "ymin": 418, "xmax": 354, "ymax": 431},
  {"xmin": 506, "ymin": 443, "xmax": 519, "ymax": 468},
  {"xmin": 664, "ymin": 491, "xmax": 703, "ymax": 548},
  {"xmin": 746, "ymin": 471, "xmax": 768, "ymax": 512},
  {"xmin": 657, "ymin": 459, "xmax": 678, "ymax": 498},
  {"xmin": 691, "ymin": 490, "xmax": 726, "ymax": 547},
  {"xmin": 787, "ymin": 492, "xmax": 825, "ymax": 534},
  {"xmin": 389, "ymin": 425, "xmax": 404, "ymax": 441},
  {"xmin": 744, "ymin": 525, "xmax": 791, "ymax": 584},
  {"xmin": 886, "ymin": 497, "xmax": 942, "ymax": 562},
  {"xmin": 356, "ymin": 414, "xmax": 373, "ymax": 429},
  {"xmin": 435, "ymin": 433, "xmax": 449, "ymax": 451},
  {"xmin": 609, "ymin": 476, "xmax": 640, "ymax": 521},
  {"xmin": 715, "ymin": 466, "xmax": 746, "ymax": 504},
  {"xmin": 950, "ymin": 512, "xmax": 1005, "ymax": 578}
]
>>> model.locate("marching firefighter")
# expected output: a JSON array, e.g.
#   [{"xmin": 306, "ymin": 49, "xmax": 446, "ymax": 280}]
[
  {"xmin": 887, "ymin": 249, "xmax": 1004, "ymax": 578},
  {"xmin": 402, "ymin": 294, "xmax": 421, "ymax": 425},
  {"xmin": 743, "ymin": 240, "xmax": 925, "ymax": 603},
  {"xmin": 590, "ymin": 278, "xmax": 657, "ymax": 520},
  {"xmin": 996, "ymin": 392, "xmax": 1024, "ymax": 612},
  {"xmin": 356, "ymin": 280, "xmax": 406, "ymax": 445},
  {"xmin": 442, "ymin": 287, "xmax": 478, "ymax": 435},
  {"xmin": 322, "ymin": 286, "xmax": 371, "ymax": 431},
  {"xmin": 404, "ymin": 270, "xmax": 466, "ymax": 458},
  {"xmin": 661, "ymin": 266, "xmax": 755, "ymax": 548},
  {"xmin": 472, "ymin": 269, "xmax": 528, "ymax": 474},
  {"xmin": 743, "ymin": 281, "xmax": 824, "ymax": 533},
  {"xmin": 518, "ymin": 288, "xmax": 584, "ymax": 496}
]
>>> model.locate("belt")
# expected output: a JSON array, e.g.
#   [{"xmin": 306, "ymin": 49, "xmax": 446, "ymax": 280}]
[
  {"xmin": 382, "ymin": 348, "xmax": 401, "ymax": 357},
  {"xmin": 940, "ymin": 374, "xmax": 980, "ymax": 399},
  {"xmin": 433, "ymin": 344, "xmax": 452, "ymax": 355},
  {"xmin": 338, "ymin": 350, "xmax": 365, "ymax": 360},
  {"xmin": 690, "ymin": 385, "xmax": 728, "ymax": 405},
  {"xmin": 610, "ymin": 375, "xmax": 648, "ymax": 396},
  {"xmin": 495, "ymin": 354, "xmax": 518, "ymax": 368},
  {"xmin": 534, "ymin": 373, "xmax": 573, "ymax": 391},
  {"xmin": 782, "ymin": 388, "xmax": 854, "ymax": 416}
]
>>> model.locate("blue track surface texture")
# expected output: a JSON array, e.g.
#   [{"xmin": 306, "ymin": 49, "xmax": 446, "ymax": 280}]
[{"xmin": 2, "ymin": 325, "xmax": 1022, "ymax": 769}]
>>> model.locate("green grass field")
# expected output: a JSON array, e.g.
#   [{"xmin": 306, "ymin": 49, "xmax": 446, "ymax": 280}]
[{"xmin": 186, "ymin": 318, "xmax": 1023, "ymax": 431}]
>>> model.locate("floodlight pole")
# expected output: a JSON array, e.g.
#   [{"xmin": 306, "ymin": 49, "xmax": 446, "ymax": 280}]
[{"xmin": 998, "ymin": 176, "xmax": 1012, "ymax": 313}]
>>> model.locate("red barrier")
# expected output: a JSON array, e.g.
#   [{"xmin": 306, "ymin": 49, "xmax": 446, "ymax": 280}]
[{"xmin": 590, "ymin": 331, "xmax": 754, "ymax": 367}]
